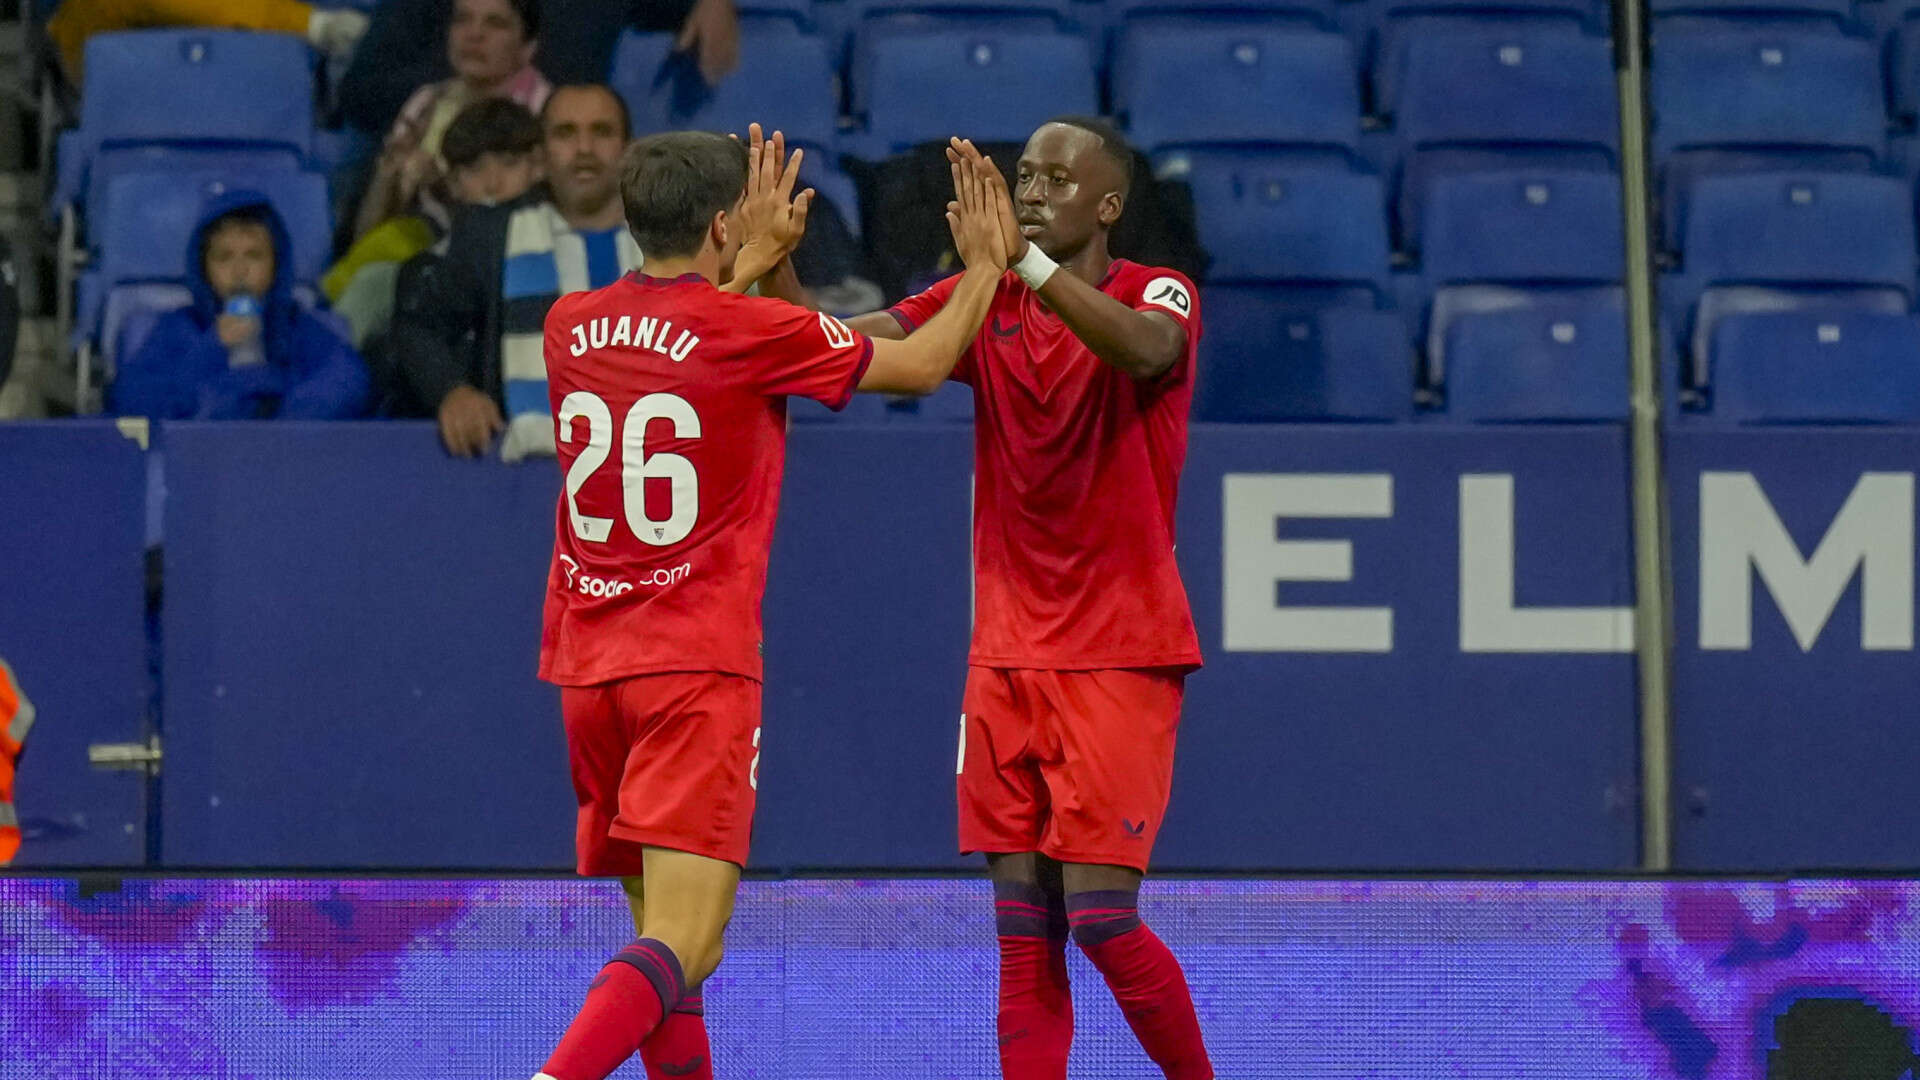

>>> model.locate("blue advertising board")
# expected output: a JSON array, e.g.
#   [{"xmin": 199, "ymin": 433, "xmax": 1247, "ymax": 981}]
[
  {"xmin": 1668, "ymin": 425, "xmax": 1920, "ymax": 870},
  {"xmin": 0, "ymin": 422, "xmax": 148, "ymax": 866}
]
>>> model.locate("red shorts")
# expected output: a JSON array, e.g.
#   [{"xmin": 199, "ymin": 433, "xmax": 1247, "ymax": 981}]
[
  {"xmin": 956, "ymin": 666, "xmax": 1185, "ymax": 873},
  {"xmin": 562, "ymin": 670, "xmax": 761, "ymax": 876}
]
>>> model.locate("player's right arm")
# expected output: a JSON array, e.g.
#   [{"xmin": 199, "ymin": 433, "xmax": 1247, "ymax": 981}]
[{"xmin": 854, "ymin": 151, "xmax": 1008, "ymax": 393}]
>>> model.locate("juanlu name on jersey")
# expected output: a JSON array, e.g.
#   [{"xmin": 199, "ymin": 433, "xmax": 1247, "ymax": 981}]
[{"xmin": 565, "ymin": 314, "xmax": 701, "ymax": 363}]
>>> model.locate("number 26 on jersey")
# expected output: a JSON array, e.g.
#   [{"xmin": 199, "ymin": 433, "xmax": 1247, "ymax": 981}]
[{"xmin": 558, "ymin": 391, "xmax": 703, "ymax": 547}]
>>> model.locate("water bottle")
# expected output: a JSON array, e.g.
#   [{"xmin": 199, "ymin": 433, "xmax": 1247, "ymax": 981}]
[{"xmin": 224, "ymin": 294, "xmax": 264, "ymax": 368}]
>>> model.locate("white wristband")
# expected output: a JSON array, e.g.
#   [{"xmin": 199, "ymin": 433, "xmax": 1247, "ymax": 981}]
[{"xmin": 1011, "ymin": 243, "xmax": 1058, "ymax": 290}]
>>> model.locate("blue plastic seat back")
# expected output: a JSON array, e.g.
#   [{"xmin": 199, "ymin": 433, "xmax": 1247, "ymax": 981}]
[
  {"xmin": 1710, "ymin": 310, "xmax": 1920, "ymax": 422},
  {"xmin": 1651, "ymin": 29, "xmax": 1884, "ymax": 161},
  {"xmin": 95, "ymin": 168, "xmax": 332, "ymax": 290},
  {"xmin": 856, "ymin": 27, "xmax": 1098, "ymax": 155},
  {"xmin": 1426, "ymin": 282, "xmax": 1623, "ymax": 384},
  {"xmin": 1396, "ymin": 26, "xmax": 1618, "ymax": 150},
  {"xmin": 1444, "ymin": 291, "xmax": 1629, "ymax": 420},
  {"xmin": 1182, "ymin": 154, "xmax": 1392, "ymax": 299},
  {"xmin": 1420, "ymin": 168, "xmax": 1625, "ymax": 283},
  {"xmin": 79, "ymin": 30, "xmax": 314, "ymax": 154},
  {"xmin": 1115, "ymin": 25, "xmax": 1359, "ymax": 155},
  {"xmin": 1197, "ymin": 297, "xmax": 1413, "ymax": 420}
]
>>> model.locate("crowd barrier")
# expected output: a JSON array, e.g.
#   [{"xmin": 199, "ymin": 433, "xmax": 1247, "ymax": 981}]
[{"xmin": 0, "ymin": 420, "xmax": 1913, "ymax": 870}]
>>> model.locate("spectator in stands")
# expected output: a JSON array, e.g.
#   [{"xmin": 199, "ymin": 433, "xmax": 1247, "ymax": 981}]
[
  {"xmin": 44, "ymin": 0, "xmax": 367, "ymax": 82},
  {"xmin": 337, "ymin": 0, "xmax": 737, "ymax": 140},
  {"xmin": 327, "ymin": 98, "xmax": 544, "ymax": 352},
  {"xmin": 352, "ymin": 0, "xmax": 551, "ymax": 241},
  {"xmin": 389, "ymin": 83, "xmax": 638, "ymax": 458},
  {"xmin": 111, "ymin": 191, "xmax": 369, "ymax": 420}
]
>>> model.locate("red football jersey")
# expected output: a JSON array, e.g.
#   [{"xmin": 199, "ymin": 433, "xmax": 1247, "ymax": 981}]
[
  {"xmin": 538, "ymin": 272, "xmax": 873, "ymax": 686},
  {"xmin": 889, "ymin": 259, "xmax": 1203, "ymax": 670}
]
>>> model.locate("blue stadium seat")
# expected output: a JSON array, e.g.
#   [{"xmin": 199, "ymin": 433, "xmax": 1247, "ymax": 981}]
[
  {"xmin": 95, "ymin": 170, "xmax": 332, "ymax": 289},
  {"xmin": 1371, "ymin": 12, "xmax": 1597, "ymax": 119},
  {"xmin": 1651, "ymin": 30, "xmax": 1884, "ymax": 249},
  {"xmin": 1418, "ymin": 169, "xmax": 1624, "ymax": 280},
  {"xmin": 1178, "ymin": 153, "xmax": 1392, "ymax": 305},
  {"xmin": 77, "ymin": 30, "xmax": 314, "ymax": 155},
  {"xmin": 1114, "ymin": 25, "xmax": 1360, "ymax": 158},
  {"xmin": 57, "ymin": 31, "xmax": 315, "ymax": 220},
  {"xmin": 1667, "ymin": 171, "xmax": 1918, "ymax": 390},
  {"xmin": 75, "ymin": 148, "xmax": 309, "ymax": 252},
  {"xmin": 609, "ymin": 27, "xmax": 838, "ymax": 154},
  {"xmin": 1377, "ymin": 0, "xmax": 1593, "ymax": 18},
  {"xmin": 1392, "ymin": 26, "xmax": 1617, "ymax": 244},
  {"xmin": 1648, "ymin": 0, "xmax": 1854, "ymax": 28},
  {"xmin": 105, "ymin": 283, "xmax": 194, "ymax": 379},
  {"xmin": 1106, "ymin": 0, "xmax": 1336, "ymax": 27},
  {"xmin": 1651, "ymin": 30, "xmax": 1883, "ymax": 163},
  {"xmin": 1197, "ymin": 302, "xmax": 1413, "ymax": 420},
  {"xmin": 1889, "ymin": 21, "xmax": 1920, "ymax": 124},
  {"xmin": 736, "ymin": 0, "xmax": 816, "ymax": 29},
  {"xmin": 838, "ymin": 0, "xmax": 1075, "ymax": 24},
  {"xmin": 1443, "ymin": 295, "xmax": 1629, "ymax": 420},
  {"xmin": 1417, "ymin": 169, "xmax": 1623, "ymax": 387},
  {"xmin": 1708, "ymin": 310, "xmax": 1920, "ymax": 422},
  {"xmin": 854, "ymin": 27, "xmax": 1098, "ymax": 155},
  {"xmin": 1395, "ymin": 26, "xmax": 1617, "ymax": 149}
]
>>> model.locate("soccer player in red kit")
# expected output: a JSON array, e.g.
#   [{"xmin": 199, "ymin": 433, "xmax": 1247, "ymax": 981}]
[
  {"xmin": 531, "ymin": 127, "xmax": 1011, "ymax": 1080},
  {"xmin": 847, "ymin": 119, "xmax": 1212, "ymax": 1080}
]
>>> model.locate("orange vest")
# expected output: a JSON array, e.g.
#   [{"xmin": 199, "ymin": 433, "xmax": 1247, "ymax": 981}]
[{"xmin": 0, "ymin": 658, "xmax": 33, "ymax": 865}]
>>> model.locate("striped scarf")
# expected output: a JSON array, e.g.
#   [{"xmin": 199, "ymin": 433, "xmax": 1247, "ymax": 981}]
[{"xmin": 497, "ymin": 203, "xmax": 643, "ymax": 462}]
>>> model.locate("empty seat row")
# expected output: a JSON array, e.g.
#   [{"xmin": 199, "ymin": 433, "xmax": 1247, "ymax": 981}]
[{"xmin": 1663, "ymin": 170, "xmax": 1920, "ymax": 404}]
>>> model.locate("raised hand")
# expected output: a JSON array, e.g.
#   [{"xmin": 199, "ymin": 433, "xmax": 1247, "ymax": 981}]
[
  {"xmin": 946, "ymin": 147, "xmax": 1011, "ymax": 273},
  {"xmin": 950, "ymin": 137, "xmax": 1025, "ymax": 261},
  {"xmin": 735, "ymin": 123, "xmax": 813, "ymax": 262}
]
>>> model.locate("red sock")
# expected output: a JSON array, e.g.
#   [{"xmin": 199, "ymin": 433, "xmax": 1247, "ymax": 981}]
[
  {"xmin": 640, "ymin": 990, "xmax": 712, "ymax": 1079},
  {"xmin": 1067, "ymin": 890, "xmax": 1212, "ymax": 1080},
  {"xmin": 543, "ymin": 938, "xmax": 686, "ymax": 1080},
  {"xmin": 994, "ymin": 880, "xmax": 1074, "ymax": 1080}
]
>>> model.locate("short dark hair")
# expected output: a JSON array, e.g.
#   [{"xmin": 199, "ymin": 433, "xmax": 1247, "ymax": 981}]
[
  {"xmin": 441, "ymin": 97, "xmax": 542, "ymax": 169},
  {"xmin": 619, "ymin": 131, "xmax": 750, "ymax": 259},
  {"xmin": 199, "ymin": 203, "xmax": 276, "ymax": 267},
  {"xmin": 457, "ymin": 0, "xmax": 539, "ymax": 39},
  {"xmin": 540, "ymin": 83, "xmax": 633, "ymax": 140},
  {"xmin": 1045, "ymin": 115, "xmax": 1134, "ymax": 195}
]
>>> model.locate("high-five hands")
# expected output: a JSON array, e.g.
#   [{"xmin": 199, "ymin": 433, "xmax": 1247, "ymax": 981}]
[
  {"xmin": 742, "ymin": 123, "xmax": 813, "ymax": 257},
  {"xmin": 724, "ymin": 123, "xmax": 813, "ymax": 291},
  {"xmin": 946, "ymin": 137, "xmax": 1012, "ymax": 274},
  {"xmin": 950, "ymin": 138, "xmax": 1027, "ymax": 263}
]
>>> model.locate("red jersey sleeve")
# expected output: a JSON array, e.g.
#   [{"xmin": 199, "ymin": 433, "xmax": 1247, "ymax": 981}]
[
  {"xmin": 1124, "ymin": 267, "xmax": 1201, "ymax": 384},
  {"xmin": 885, "ymin": 274, "xmax": 971, "ymax": 383},
  {"xmin": 748, "ymin": 300, "xmax": 876, "ymax": 410}
]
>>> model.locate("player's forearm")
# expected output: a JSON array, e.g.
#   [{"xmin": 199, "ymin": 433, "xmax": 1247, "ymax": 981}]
[
  {"xmin": 904, "ymin": 267, "xmax": 997, "ymax": 387},
  {"xmin": 1034, "ymin": 272, "xmax": 1183, "ymax": 379},
  {"xmin": 864, "ymin": 267, "xmax": 996, "ymax": 394},
  {"xmin": 754, "ymin": 258, "xmax": 814, "ymax": 309}
]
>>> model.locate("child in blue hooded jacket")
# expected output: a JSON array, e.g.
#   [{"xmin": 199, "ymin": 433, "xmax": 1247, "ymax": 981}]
[{"xmin": 113, "ymin": 190, "xmax": 371, "ymax": 420}]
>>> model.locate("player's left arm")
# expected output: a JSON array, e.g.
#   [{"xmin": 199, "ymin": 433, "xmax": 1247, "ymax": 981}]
[{"xmin": 1029, "ymin": 272, "xmax": 1187, "ymax": 380}]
